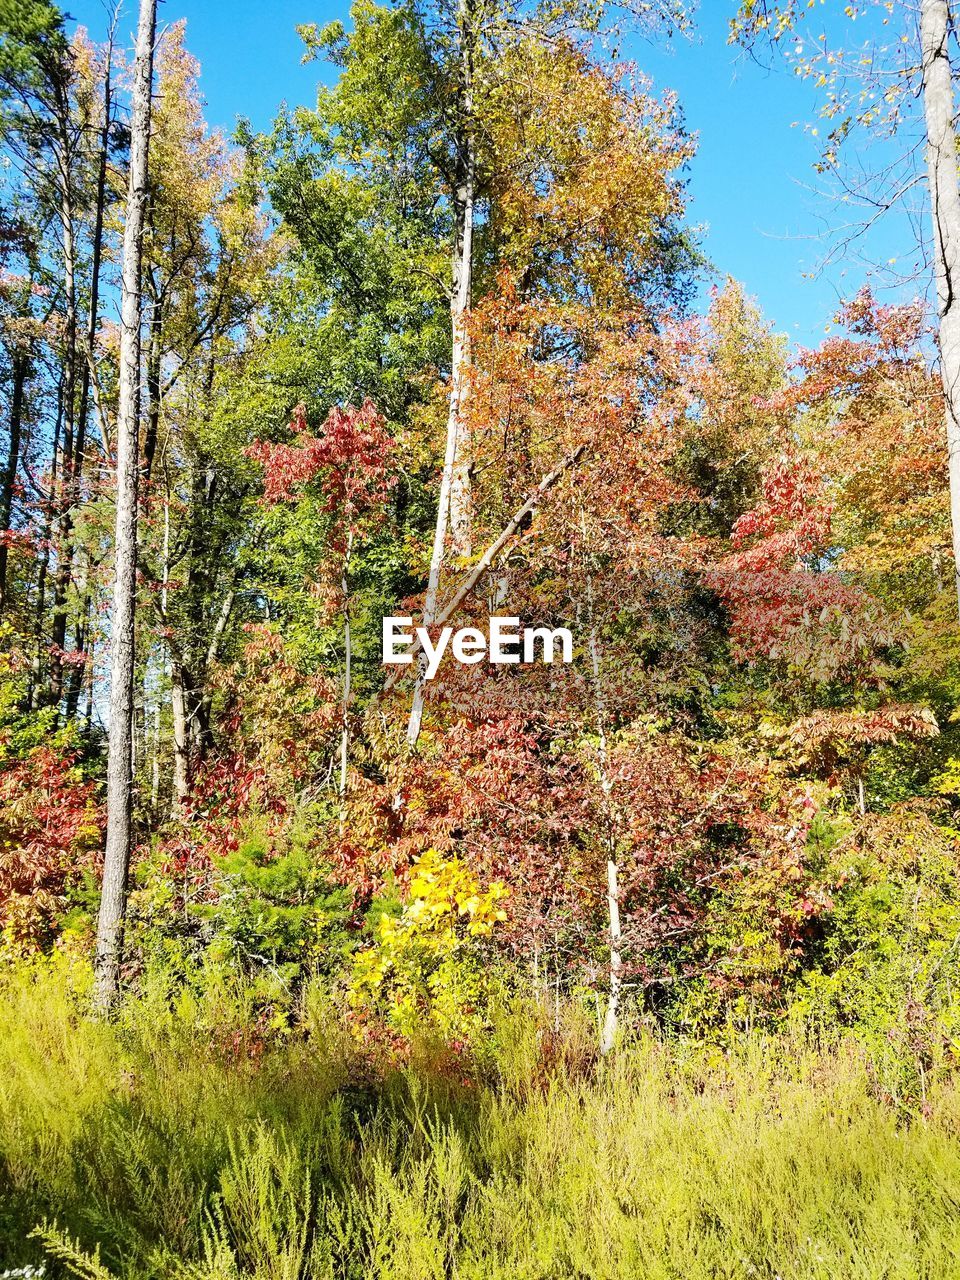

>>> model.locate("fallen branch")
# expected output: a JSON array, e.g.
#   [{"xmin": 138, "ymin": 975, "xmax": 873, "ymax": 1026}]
[{"xmin": 383, "ymin": 441, "xmax": 587, "ymax": 692}]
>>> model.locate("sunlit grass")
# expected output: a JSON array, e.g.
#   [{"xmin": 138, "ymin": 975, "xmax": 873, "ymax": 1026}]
[{"xmin": 0, "ymin": 959, "xmax": 958, "ymax": 1279}]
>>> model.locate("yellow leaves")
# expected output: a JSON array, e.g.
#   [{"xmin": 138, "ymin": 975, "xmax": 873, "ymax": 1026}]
[
  {"xmin": 350, "ymin": 946, "xmax": 387, "ymax": 993},
  {"xmin": 482, "ymin": 36, "xmax": 690, "ymax": 307},
  {"xmin": 348, "ymin": 851, "xmax": 509, "ymax": 1039},
  {"xmin": 402, "ymin": 848, "xmax": 509, "ymax": 935},
  {"xmin": 931, "ymin": 756, "xmax": 960, "ymax": 798}
]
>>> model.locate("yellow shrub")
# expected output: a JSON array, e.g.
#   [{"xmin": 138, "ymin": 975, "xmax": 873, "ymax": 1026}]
[{"xmin": 350, "ymin": 850, "xmax": 508, "ymax": 1041}]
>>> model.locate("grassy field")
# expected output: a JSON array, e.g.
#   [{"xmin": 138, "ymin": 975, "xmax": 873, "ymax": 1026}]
[{"xmin": 0, "ymin": 962, "xmax": 958, "ymax": 1280}]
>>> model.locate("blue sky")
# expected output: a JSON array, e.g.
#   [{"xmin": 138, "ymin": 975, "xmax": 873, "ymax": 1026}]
[{"xmin": 64, "ymin": 0, "xmax": 922, "ymax": 350}]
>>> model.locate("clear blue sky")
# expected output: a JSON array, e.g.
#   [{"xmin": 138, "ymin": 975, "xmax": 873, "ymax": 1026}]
[{"xmin": 63, "ymin": 0, "xmax": 921, "ymax": 350}]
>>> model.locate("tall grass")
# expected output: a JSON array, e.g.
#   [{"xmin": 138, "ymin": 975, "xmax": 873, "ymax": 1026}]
[{"xmin": 0, "ymin": 958, "xmax": 958, "ymax": 1279}]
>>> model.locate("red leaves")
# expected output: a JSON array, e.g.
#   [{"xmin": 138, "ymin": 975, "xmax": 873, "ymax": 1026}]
[
  {"xmin": 729, "ymin": 454, "xmax": 832, "ymax": 569},
  {"xmin": 248, "ymin": 399, "xmax": 396, "ymax": 525},
  {"xmin": 786, "ymin": 705, "xmax": 939, "ymax": 780},
  {"xmin": 707, "ymin": 452, "xmax": 897, "ymax": 681},
  {"xmin": 0, "ymin": 744, "xmax": 101, "ymax": 948},
  {"xmin": 151, "ymin": 624, "xmax": 339, "ymax": 894},
  {"xmin": 839, "ymin": 287, "xmax": 927, "ymax": 354}
]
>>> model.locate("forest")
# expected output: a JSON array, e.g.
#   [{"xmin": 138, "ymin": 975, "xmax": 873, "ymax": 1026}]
[{"xmin": 1, "ymin": 0, "xmax": 960, "ymax": 1275}]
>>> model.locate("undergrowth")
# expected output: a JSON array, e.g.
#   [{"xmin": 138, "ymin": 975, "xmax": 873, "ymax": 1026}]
[{"xmin": 1, "ymin": 957, "xmax": 958, "ymax": 1280}]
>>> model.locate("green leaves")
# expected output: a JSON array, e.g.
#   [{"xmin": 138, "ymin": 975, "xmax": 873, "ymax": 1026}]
[{"xmin": 0, "ymin": 0, "xmax": 66, "ymax": 94}]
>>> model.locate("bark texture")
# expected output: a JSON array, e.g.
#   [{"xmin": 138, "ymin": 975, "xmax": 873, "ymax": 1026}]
[
  {"xmin": 921, "ymin": 0, "xmax": 960, "ymax": 618},
  {"xmin": 94, "ymin": 0, "xmax": 157, "ymax": 1012},
  {"xmin": 407, "ymin": 0, "xmax": 476, "ymax": 745}
]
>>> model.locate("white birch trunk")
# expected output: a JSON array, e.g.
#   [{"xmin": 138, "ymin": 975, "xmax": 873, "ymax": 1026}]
[
  {"xmin": 601, "ymin": 856, "xmax": 622, "ymax": 1056},
  {"xmin": 921, "ymin": 0, "xmax": 960, "ymax": 619},
  {"xmin": 583, "ymin": 528, "xmax": 621, "ymax": 1055},
  {"xmin": 171, "ymin": 661, "xmax": 190, "ymax": 804},
  {"xmin": 406, "ymin": 0, "xmax": 475, "ymax": 746},
  {"xmin": 93, "ymin": 0, "xmax": 156, "ymax": 1012}
]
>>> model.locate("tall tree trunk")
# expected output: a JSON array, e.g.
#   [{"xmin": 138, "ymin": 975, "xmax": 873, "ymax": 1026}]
[
  {"xmin": 27, "ymin": 380, "xmax": 63, "ymax": 711},
  {"xmin": 0, "ymin": 352, "xmax": 29, "ymax": 614},
  {"xmin": 66, "ymin": 39, "xmax": 115, "ymax": 719},
  {"xmin": 921, "ymin": 0, "xmax": 960, "ymax": 619},
  {"xmin": 581, "ymin": 516, "xmax": 620, "ymax": 1056},
  {"xmin": 447, "ymin": 133, "xmax": 475, "ymax": 559},
  {"xmin": 48, "ymin": 68, "xmax": 81, "ymax": 708},
  {"xmin": 406, "ymin": 0, "xmax": 476, "ymax": 746},
  {"xmin": 601, "ymin": 856, "xmax": 622, "ymax": 1055},
  {"xmin": 94, "ymin": 0, "xmax": 157, "ymax": 1013}
]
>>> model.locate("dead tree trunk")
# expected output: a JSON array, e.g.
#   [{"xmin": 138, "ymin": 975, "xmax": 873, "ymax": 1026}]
[
  {"xmin": 0, "ymin": 352, "xmax": 29, "ymax": 614},
  {"xmin": 48, "ymin": 80, "xmax": 79, "ymax": 708},
  {"xmin": 921, "ymin": 0, "xmax": 960, "ymax": 619},
  {"xmin": 94, "ymin": 0, "xmax": 157, "ymax": 1013}
]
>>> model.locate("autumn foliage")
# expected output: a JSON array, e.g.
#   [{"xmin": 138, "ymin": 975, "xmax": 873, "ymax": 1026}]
[
  {"xmin": 0, "ymin": 0, "xmax": 957, "ymax": 1073},
  {"xmin": 0, "ymin": 742, "xmax": 100, "ymax": 949}
]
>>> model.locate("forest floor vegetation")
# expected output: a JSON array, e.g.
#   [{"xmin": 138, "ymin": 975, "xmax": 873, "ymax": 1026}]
[{"xmin": 0, "ymin": 959, "xmax": 958, "ymax": 1280}]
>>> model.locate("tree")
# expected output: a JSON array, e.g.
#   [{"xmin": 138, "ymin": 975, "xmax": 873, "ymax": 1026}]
[
  {"xmin": 93, "ymin": 0, "xmax": 156, "ymax": 1012},
  {"xmin": 249, "ymin": 399, "xmax": 396, "ymax": 831},
  {"xmin": 0, "ymin": 2, "xmax": 67, "ymax": 617},
  {"xmin": 920, "ymin": 0, "xmax": 960, "ymax": 620},
  {"xmin": 0, "ymin": 4, "xmax": 126, "ymax": 723},
  {"xmin": 732, "ymin": 0, "xmax": 960, "ymax": 620},
  {"xmin": 133, "ymin": 24, "xmax": 275, "ymax": 806},
  {"xmin": 283, "ymin": 0, "xmax": 696, "ymax": 747}
]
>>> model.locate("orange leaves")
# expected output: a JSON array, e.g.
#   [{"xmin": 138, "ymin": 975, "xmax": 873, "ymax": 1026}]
[
  {"xmin": 466, "ymin": 279, "xmax": 689, "ymax": 554},
  {"xmin": 786, "ymin": 705, "xmax": 938, "ymax": 772},
  {"xmin": 840, "ymin": 288, "xmax": 926, "ymax": 352},
  {"xmin": 756, "ymin": 288, "xmax": 947, "ymax": 595}
]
